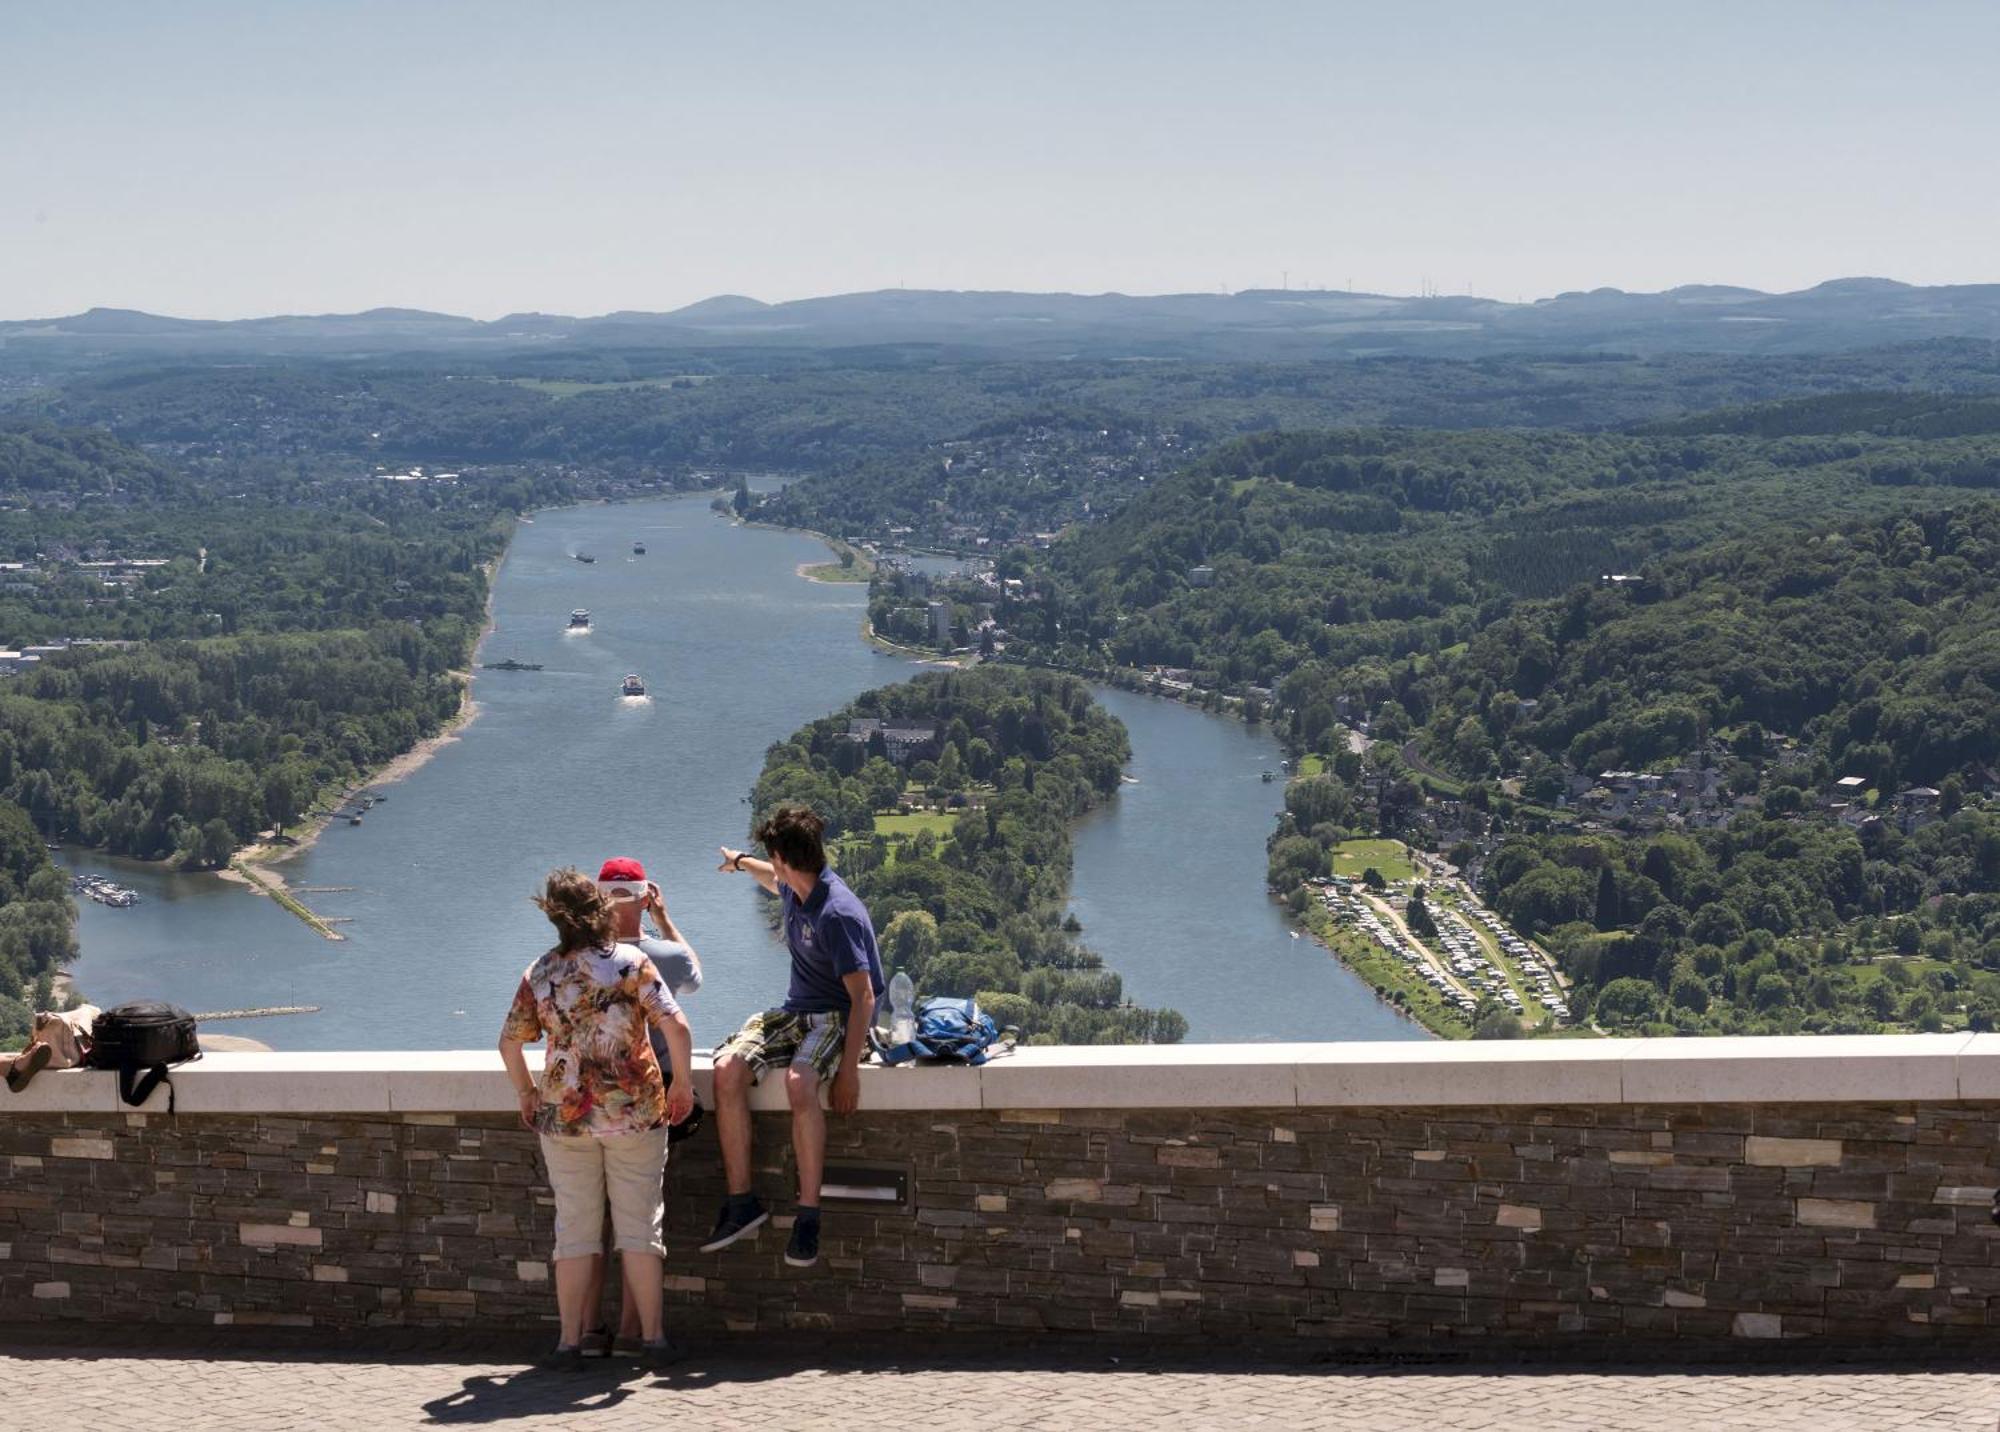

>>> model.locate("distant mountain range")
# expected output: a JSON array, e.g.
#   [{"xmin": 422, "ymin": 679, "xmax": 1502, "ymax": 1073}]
[{"xmin": 7, "ymin": 279, "xmax": 2000, "ymax": 360}]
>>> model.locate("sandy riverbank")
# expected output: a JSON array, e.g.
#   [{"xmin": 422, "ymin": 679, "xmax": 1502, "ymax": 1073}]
[
  {"xmin": 796, "ymin": 558, "xmax": 872, "ymax": 584},
  {"xmin": 860, "ymin": 618, "xmax": 973, "ymax": 668}
]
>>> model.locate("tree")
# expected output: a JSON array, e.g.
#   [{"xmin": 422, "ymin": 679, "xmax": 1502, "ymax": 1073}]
[
  {"xmin": 1361, "ymin": 866, "xmax": 1387, "ymax": 892},
  {"xmin": 1406, "ymin": 885, "xmax": 1437, "ymax": 939},
  {"xmin": 881, "ymin": 909, "xmax": 941, "ymax": 982},
  {"xmin": 1595, "ymin": 977, "xmax": 1659, "ymax": 1024},
  {"xmin": 1668, "ymin": 965, "xmax": 1711, "ymax": 1014},
  {"xmin": 1267, "ymin": 836, "xmax": 1326, "ymax": 890},
  {"xmin": 1285, "ymin": 775, "xmax": 1350, "ymax": 829},
  {"xmin": 195, "ymin": 817, "xmax": 236, "ymax": 869},
  {"xmin": 261, "ymin": 761, "xmax": 313, "ymax": 835},
  {"xmin": 1594, "ymin": 865, "xmax": 1621, "ymax": 932}
]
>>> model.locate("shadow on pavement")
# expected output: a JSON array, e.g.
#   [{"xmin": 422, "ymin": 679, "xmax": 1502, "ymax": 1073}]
[{"xmin": 421, "ymin": 1364, "xmax": 639, "ymax": 1425}]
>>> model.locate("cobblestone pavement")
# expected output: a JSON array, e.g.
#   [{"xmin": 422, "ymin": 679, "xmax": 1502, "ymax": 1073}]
[{"xmin": 4, "ymin": 1342, "xmax": 1999, "ymax": 1431}]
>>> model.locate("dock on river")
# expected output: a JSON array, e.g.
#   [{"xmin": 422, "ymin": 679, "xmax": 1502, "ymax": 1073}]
[{"xmin": 190, "ymin": 1005, "xmax": 321, "ymax": 1022}]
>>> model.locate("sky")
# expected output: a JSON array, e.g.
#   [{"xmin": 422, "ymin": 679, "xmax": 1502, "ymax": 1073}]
[{"xmin": 4, "ymin": 0, "xmax": 1998, "ymax": 320}]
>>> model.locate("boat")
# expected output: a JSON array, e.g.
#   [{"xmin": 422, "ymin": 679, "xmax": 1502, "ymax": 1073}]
[
  {"xmin": 574, "ymin": 552, "xmax": 596, "ymax": 564},
  {"xmin": 71, "ymin": 874, "xmax": 140, "ymax": 907},
  {"xmin": 633, "ymin": 541, "xmax": 646, "ymax": 555},
  {"xmin": 568, "ymin": 609, "xmax": 591, "ymax": 630},
  {"xmin": 350, "ymin": 814, "xmax": 363, "ymax": 826},
  {"xmin": 482, "ymin": 658, "xmax": 544, "ymax": 671},
  {"xmin": 621, "ymin": 673, "xmax": 647, "ymax": 697},
  {"xmin": 1261, "ymin": 770, "xmax": 1276, "ymax": 783}
]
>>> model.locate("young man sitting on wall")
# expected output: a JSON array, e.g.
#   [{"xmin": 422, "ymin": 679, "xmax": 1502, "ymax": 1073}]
[{"xmin": 707, "ymin": 805, "xmax": 883, "ymax": 1268}]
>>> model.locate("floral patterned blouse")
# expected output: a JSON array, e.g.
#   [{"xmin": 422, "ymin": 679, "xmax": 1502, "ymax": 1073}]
[{"xmin": 502, "ymin": 943, "xmax": 683, "ymax": 1137}]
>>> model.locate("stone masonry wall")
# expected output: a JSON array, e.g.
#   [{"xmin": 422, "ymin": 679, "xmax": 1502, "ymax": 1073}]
[{"xmin": 3, "ymin": 1101, "xmax": 1997, "ymax": 1346}]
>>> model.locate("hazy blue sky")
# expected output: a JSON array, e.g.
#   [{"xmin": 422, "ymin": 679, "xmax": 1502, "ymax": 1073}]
[{"xmin": 4, "ymin": 1, "xmax": 1996, "ymax": 319}]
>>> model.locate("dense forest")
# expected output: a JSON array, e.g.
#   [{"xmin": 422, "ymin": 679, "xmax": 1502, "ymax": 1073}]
[
  {"xmin": 927, "ymin": 399, "xmax": 2000, "ymax": 1038},
  {"xmin": 1002, "ymin": 415, "xmax": 2000, "ymax": 693},
  {"xmin": 0, "ymin": 798, "xmax": 74, "ymax": 1043},
  {"xmin": 1383, "ymin": 504, "xmax": 2000, "ymax": 1034},
  {"xmin": 748, "ymin": 666, "xmax": 1185, "ymax": 1045}
]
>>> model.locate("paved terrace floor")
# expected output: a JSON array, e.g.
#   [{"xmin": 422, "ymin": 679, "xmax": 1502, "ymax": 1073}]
[{"xmin": 4, "ymin": 1339, "xmax": 1997, "ymax": 1430}]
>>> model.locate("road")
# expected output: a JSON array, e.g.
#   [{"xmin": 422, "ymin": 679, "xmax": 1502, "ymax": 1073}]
[{"xmin": 1359, "ymin": 890, "xmax": 1475, "ymax": 1001}]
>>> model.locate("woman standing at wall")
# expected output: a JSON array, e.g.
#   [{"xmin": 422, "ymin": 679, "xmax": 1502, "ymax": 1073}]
[{"xmin": 499, "ymin": 868, "xmax": 694, "ymax": 1371}]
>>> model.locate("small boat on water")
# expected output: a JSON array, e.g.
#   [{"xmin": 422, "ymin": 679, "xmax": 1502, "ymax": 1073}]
[
  {"xmin": 71, "ymin": 874, "xmax": 140, "ymax": 907},
  {"xmin": 1261, "ymin": 770, "xmax": 1276, "ymax": 783},
  {"xmin": 568, "ymin": 609, "xmax": 591, "ymax": 630},
  {"xmin": 633, "ymin": 541, "xmax": 646, "ymax": 555},
  {"xmin": 482, "ymin": 658, "xmax": 545, "ymax": 671},
  {"xmin": 350, "ymin": 814, "xmax": 363, "ymax": 826},
  {"xmin": 621, "ymin": 673, "xmax": 647, "ymax": 697},
  {"xmin": 574, "ymin": 552, "xmax": 597, "ymax": 564}
]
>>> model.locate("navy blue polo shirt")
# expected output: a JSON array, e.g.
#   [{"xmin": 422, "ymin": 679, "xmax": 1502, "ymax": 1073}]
[{"xmin": 780, "ymin": 871, "xmax": 885, "ymax": 1015}]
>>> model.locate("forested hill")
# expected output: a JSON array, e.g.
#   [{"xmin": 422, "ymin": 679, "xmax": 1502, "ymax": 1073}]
[
  {"xmin": 1639, "ymin": 389, "xmax": 2000, "ymax": 440},
  {"xmin": 1018, "ymin": 422, "xmax": 2000, "ymax": 697},
  {"xmin": 984, "ymin": 418, "xmax": 2000, "ymax": 1040},
  {"xmin": 1432, "ymin": 509, "xmax": 2000, "ymax": 1036},
  {"xmin": 749, "ymin": 667, "xmax": 1184, "ymax": 1046},
  {"xmin": 0, "ymin": 423, "xmax": 181, "ymax": 499},
  {"xmin": 1424, "ymin": 505, "xmax": 2000, "ymax": 790},
  {"xmin": 16, "ymin": 342, "xmax": 2000, "ymax": 552},
  {"xmin": 11, "ymin": 281, "xmax": 2000, "ymax": 360}
]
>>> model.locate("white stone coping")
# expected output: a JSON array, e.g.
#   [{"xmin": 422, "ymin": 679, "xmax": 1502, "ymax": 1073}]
[{"xmin": 5, "ymin": 1034, "xmax": 1997, "ymax": 1114}]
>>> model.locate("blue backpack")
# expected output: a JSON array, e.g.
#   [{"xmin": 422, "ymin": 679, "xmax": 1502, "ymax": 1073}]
[{"xmin": 875, "ymin": 996, "xmax": 1016, "ymax": 1066}]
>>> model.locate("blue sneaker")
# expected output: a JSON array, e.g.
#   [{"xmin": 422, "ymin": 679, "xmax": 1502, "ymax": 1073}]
[
  {"xmin": 700, "ymin": 1197, "xmax": 767, "ymax": 1253},
  {"xmin": 784, "ymin": 1215, "xmax": 820, "ymax": 1269}
]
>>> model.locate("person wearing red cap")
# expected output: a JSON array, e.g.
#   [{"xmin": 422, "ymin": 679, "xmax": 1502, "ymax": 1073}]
[
  {"xmin": 595, "ymin": 857, "xmax": 703, "ymax": 1006},
  {"xmin": 581, "ymin": 856, "xmax": 705, "ymax": 1356}
]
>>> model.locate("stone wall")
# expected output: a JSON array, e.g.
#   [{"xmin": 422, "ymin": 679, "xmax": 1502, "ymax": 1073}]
[{"xmin": 5, "ymin": 1040, "xmax": 2000, "ymax": 1347}]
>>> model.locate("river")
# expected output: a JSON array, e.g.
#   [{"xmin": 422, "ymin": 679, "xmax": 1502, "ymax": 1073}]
[{"xmin": 67, "ymin": 494, "xmax": 1422, "ymax": 1048}]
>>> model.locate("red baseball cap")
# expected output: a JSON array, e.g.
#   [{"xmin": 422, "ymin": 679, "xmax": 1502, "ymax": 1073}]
[{"xmin": 597, "ymin": 857, "xmax": 646, "ymax": 883}]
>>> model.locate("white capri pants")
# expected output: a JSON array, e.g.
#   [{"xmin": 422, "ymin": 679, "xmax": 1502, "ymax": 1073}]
[{"xmin": 539, "ymin": 1127, "xmax": 670, "ymax": 1261}]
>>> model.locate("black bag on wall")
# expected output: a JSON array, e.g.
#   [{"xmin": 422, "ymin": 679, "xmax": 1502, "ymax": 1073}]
[{"xmin": 87, "ymin": 1001, "xmax": 201, "ymax": 1111}]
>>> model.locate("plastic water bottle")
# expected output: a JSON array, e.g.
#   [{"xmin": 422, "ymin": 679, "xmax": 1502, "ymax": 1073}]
[{"xmin": 889, "ymin": 970, "xmax": 916, "ymax": 1045}]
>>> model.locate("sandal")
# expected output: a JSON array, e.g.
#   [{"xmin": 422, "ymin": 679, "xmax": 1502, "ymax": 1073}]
[{"xmin": 6, "ymin": 1042, "xmax": 51, "ymax": 1094}]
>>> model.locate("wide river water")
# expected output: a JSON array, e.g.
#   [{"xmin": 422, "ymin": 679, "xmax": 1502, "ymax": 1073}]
[{"xmin": 66, "ymin": 494, "xmax": 1420, "ymax": 1048}]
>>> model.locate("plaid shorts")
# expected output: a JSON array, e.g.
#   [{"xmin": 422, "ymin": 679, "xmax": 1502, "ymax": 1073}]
[{"xmin": 715, "ymin": 1008, "xmax": 847, "ymax": 1083}]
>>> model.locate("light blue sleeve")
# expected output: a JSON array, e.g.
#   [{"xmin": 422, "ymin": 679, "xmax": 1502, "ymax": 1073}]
[{"xmin": 642, "ymin": 938, "xmax": 702, "ymax": 998}]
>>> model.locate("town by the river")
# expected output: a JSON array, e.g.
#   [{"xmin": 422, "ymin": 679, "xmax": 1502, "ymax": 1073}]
[{"xmin": 62, "ymin": 493, "xmax": 1422, "ymax": 1050}]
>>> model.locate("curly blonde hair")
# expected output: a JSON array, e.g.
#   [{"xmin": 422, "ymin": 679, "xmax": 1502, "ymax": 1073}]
[{"xmin": 534, "ymin": 867, "xmax": 616, "ymax": 953}]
